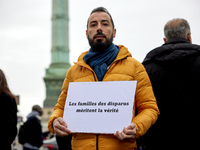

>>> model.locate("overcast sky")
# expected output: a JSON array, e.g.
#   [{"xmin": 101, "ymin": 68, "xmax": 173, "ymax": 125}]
[{"xmin": 0, "ymin": 0, "xmax": 200, "ymax": 119}]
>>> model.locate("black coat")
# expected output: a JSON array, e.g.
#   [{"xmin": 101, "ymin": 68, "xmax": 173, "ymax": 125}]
[
  {"xmin": 0, "ymin": 92, "xmax": 17, "ymax": 150},
  {"xmin": 142, "ymin": 38, "xmax": 200, "ymax": 150}
]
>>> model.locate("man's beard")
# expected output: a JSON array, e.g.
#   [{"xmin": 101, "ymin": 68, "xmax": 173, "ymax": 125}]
[{"xmin": 88, "ymin": 32, "xmax": 113, "ymax": 52}]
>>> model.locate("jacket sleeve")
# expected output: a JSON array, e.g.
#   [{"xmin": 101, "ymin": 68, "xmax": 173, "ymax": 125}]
[
  {"xmin": 132, "ymin": 61, "xmax": 160, "ymax": 139},
  {"xmin": 48, "ymin": 68, "xmax": 72, "ymax": 133}
]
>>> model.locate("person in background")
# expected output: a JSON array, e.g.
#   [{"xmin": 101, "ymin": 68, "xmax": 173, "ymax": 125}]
[
  {"xmin": 48, "ymin": 7, "xmax": 159, "ymax": 150},
  {"xmin": 0, "ymin": 69, "xmax": 17, "ymax": 150},
  {"xmin": 142, "ymin": 18, "xmax": 200, "ymax": 150},
  {"xmin": 22, "ymin": 105, "xmax": 43, "ymax": 150}
]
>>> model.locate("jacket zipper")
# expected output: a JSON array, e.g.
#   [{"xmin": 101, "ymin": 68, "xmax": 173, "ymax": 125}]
[
  {"xmin": 92, "ymin": 71, "xmax": 97, "ymax": 81},
  {"xmin": 94, "ymin": 55, "xmax": 128, "ymax": 150},
  {"xmin": 96, "ymin": 134, "xmax": 99, "ymax": 150},
  {"xmin": 91, "ymin": 65, "xmax": 98, "ymax": 150}
]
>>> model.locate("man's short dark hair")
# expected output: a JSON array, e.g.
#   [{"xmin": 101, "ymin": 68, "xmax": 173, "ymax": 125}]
[{"xmin": 87, "ymin": 7, "xmax": 115, "ymax": 29}]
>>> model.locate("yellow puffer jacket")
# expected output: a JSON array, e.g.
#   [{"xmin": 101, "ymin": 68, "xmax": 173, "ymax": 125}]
[{"xmin": 48, "ymin": 45, "xmax": 160, "ymax": 150}]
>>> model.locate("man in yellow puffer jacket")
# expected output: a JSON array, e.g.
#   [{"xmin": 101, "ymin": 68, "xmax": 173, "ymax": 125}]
[{"xmin": 48, "ymin": 7, "xmax": 159, "ymax": 150}]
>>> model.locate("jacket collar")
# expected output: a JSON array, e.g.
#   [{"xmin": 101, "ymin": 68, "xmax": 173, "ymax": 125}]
[{"xmin": 163, "ymin": 37, "xmax": 191, "ymax": 46}]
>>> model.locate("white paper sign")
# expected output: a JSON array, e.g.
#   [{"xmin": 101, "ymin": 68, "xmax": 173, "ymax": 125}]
[{"xmin": 63, "ymin": 81, "xmax": 137, "ymax": 134}]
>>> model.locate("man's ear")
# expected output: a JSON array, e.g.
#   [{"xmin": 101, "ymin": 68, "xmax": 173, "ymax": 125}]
[
  {"xmin": 163, "ymin": 38, "xmax": 167, "ymax": 43},
  {"xmin": 113, "ymin": 29, "xmax": 116, "ymax": 38},
  {"xmin": 187, "ymin": 32, "xmax": 192, "ymax": 43},
  {"xmin": 86, "ymin": 30, "xmax": 88, "ymax": 39}
]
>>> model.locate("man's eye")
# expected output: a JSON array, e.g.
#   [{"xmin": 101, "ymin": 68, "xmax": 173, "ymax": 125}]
[{"xmin": 90, "ymin": 24, "xmax": 96, "ymax": 27}]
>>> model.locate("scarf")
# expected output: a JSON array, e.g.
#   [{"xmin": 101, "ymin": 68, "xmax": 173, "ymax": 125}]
[{"xmin": 83, "ymin": 43, "xmax": 119, "ymax": 81}]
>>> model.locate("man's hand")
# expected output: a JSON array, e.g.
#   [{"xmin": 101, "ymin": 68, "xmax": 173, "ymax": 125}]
[
  {"xmin": 115, "ymin": 123, "xmax": 136, "ymax": 141},
  {"xmin": 53, "ymin": 117, "xmax": 71, "ymax": 137}
]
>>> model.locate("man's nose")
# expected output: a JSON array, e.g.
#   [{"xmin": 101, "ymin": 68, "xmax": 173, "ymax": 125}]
[{"xmin": 97, "ymin": 23, "xmax": 102, "ymax": 32}]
